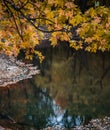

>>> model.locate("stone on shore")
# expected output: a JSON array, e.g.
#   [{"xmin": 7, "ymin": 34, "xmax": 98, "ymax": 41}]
[{"xmin": 0, "ymin": 54, "xmax": 39, "ymax": 87}]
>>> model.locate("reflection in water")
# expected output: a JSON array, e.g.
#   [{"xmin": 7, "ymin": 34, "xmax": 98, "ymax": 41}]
[
  {"xmin": 0, "ymin": 46, "xmax": 110, "ymax": 129},
  {"xmin": 0, "ymin": 80, "xmax": 82, "ymax": 129}
]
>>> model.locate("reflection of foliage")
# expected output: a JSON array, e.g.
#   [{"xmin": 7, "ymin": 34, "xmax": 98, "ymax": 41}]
[
  {"xmin": 0, "ymin": 81, "xmax": 55, "ymax": 129},
  {"xmin": 0, "ymin": 48, "xmax": 110, "ymax": 128},
  {"xmin": 34, "ymin": 47, "xmax": 110, "ymax": 121},
  {"xmin": 24, "ymin": 88, "xmax": 55, "ymax": 129},
  {"xmin": 62, "ymin": 110, "xmax": 83, "ymax": 127}
]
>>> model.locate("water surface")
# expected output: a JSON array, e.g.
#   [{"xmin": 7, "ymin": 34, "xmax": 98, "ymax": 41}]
[{"xmin": 0, "ymin": 47, "xmax": 110, "ymax": 129}]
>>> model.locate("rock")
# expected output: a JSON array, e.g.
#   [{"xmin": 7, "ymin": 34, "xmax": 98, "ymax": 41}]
[{"xmin": 0, "ymin": 54, "xmax": 39, "ymax": 87}]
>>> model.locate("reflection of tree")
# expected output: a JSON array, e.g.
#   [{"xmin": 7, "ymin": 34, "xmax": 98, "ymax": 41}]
[
  {"xmin": 23, "ymin": 83, "xmax": 55, "ymax": 129},
  {"xmin": 0, "ymin": 47, "xmax": 110, "ymax": 128},
  {"xmin": 0, "ymin": 80, "xmax": 55, "ymax": 129},
  {"xmin": 62, "ymin": 110, "xmax": 77, "ymax": 128},
  {"xmin": 34, "ymin": 47, "xmax": 110, "ymax": 124}
]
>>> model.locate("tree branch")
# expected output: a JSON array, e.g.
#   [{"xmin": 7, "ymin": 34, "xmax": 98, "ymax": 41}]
[
  {"xmin": 3, "ymin": 0, "xmax": 24, "ymax": 41},
  {"xmin": 3, "ymin": 0, "xmax": 67, "ymax": 33}
]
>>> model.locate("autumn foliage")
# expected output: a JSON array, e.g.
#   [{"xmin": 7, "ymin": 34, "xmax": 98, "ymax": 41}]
[{"xmin": 0, "ymin": 0, "xmax": 110, "ymax": 62}]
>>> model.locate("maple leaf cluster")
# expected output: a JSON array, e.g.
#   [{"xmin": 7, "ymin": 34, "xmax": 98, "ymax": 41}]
[{"xmin": 0, "ymin": 0, "xmax": 110, "ymax": 62}]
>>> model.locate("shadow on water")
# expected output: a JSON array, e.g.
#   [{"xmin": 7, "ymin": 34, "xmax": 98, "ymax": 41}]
[{"xmin": 0, "ymin": 45, "xmax": 110, "ymax": 129}]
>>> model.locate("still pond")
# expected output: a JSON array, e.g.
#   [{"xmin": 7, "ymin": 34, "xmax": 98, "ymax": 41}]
[{"xmin": 0, "ymin": 46, "xmax": 110, "ymax": 129}]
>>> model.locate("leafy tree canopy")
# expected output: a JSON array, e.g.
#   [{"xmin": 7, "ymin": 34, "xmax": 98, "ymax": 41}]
[{"xmin": 0, "ymin": 0, "xmax": 110, "ymax": 62}]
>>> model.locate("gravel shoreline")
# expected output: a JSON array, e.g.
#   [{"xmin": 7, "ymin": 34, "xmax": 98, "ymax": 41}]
[{"xmin": 41, "ymin": 117, "xmax": 110, "ymax": 130}]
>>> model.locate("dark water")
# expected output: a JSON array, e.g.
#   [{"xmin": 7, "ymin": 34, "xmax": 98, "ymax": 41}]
[{"xmin": 0, "ymin": 46, "xmax": 110, "ymax": 129}]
